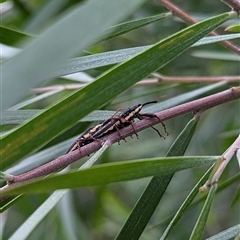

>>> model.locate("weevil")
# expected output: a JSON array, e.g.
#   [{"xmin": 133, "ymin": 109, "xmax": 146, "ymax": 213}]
[
  {"xmin": 91, "ymin": 100, "xmax": 167, "ymax": 140},
  {"xmin": 65, "ymin": 123, "xmax": 103, "ymax": 154},
  {"xmin": 65, "ymin": 110, "xmax": 121, "ymax": 154},
  {"xmin": 65, "ymin": 101, "xmax": 168, "ymax": 154}
]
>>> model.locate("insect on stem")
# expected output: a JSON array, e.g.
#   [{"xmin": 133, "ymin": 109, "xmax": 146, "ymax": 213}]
[
  {"xmin": 141, "ymin": 100, "xmax": 158, "ymax": 107},
  {"xmin": 65, "ymin": 100, "xmax": 168, "ymax": 154}
]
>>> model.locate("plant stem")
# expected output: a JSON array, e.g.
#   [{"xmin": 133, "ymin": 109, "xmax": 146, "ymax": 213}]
[
  {"xmin": 152, "ymin": 74, "xmax": 240, "ymax": 83},
  {"xmin": 158, "ymin": 0, "xmax": 240, "ymax": 54},
  {"xmin": 221, "ymin": 0, "xmax": 240, "ymax": 12},
  {"xmin": 32, "ymin": 75, "xmax": 240, "ymax": 93},
  {"xmin": 2, "ymin": 86, "xmax": 239, "ymax": 187},
  {"xmin": 200, "ymin": 134, "xmax": 240, "ymax": 191}
]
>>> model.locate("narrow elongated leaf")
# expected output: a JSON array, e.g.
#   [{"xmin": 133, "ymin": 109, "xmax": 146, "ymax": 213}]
[
  {"xmin": 1, "ymin": 156, "xmax": 218, "ymax": 196},
  {"xmin": 116, "ymin": 117, "xmax": 199, "ymax": 240},
  {"xmin": 189, "ymin": 185, "xmax": 217, "ymax": 240},
  {"xmin": 205, "ymin": 224, "xmax": 240, "ymax": 240},
  {"xmin": 55, "ymin": 46, "xmax": 148, "ymax": 77},
  {"xmin": 100, "ymin": 12, "xmax": 172, "ymax": 42},
  {"xmin": 156, "ymin": 173, "xmax": 240, "ymax": 228},
  {"xmin": 0, "ymin": 195, "xmax": 24, "ymax": 213},
  {"xmin": 1, "ymin": 0, "xmax": 145, "ymax": 110},
  {"xmin": 1, "ymin": 110, "xmax": 41, "ymax": 125},
  {"xmin": 8, "ymin": 190, "xmax": 67, "ymax": 240},
  {"xmin": 8, "ymin": 90, "xmax": 63, "ymax": 110},
  {"xmin": 1, "ymin": 110, "xmax": 114, "ymax": 125},
  {"xmin": 0, "ymin": 26, "xmax": 32, "ymax": 45},
  {"xmin": 24, "ymin": 0, "xmax": 68, "ymax": 32},
  {"xmin": 0, "ymin": 140, "xmax": 107, "ymax": 212},
  {"xmin": 193, "ymin": 33, "xmax": 240, "ymax": 46},
  {"xmin": 2, "ymin": 82, "xmax": 224, "ymax": 126},
  {"xmin": 1, "ymin": 12, "xmax": 170, "ymax": 47},
  {"xmin": 230, "ymin": 185, "xmax": 240, "ymax": 208},
  {"xmin": 145, "ymin": 82, "xmax": 226, "ymax": 112},
  {"xmin": 56, "ymin": 34, "xmax": 240, "ymax": 77},
  {"xmin": 159, "ymin": 166, "xmax": 214, "ymax": 240},
  {"xmin": 7, "ymin": 144, "xmax": 108, "ymax": 239},
  {"xmin": 225, "ymin": 24, "xmax": 240, "ymax": 32},
  {"xmin": 192, "ymin": 50, "xmax": 240, "ymax": 61},
  {"xmin": 0, "ymin": 12, "xmax": 234, "ymax": 170}
]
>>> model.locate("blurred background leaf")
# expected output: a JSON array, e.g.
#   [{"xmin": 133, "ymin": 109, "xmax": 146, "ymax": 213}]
[
  {"xmin": 1, "ymin": 0, "xmax": 239, "ymax": 240},
  {"xmin": 1, "ymin": 0, "xmax": 145, "ymax": 110}
]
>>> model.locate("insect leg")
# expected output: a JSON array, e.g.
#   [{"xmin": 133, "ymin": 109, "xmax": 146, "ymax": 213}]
[
  {"xmin": 138, "ymin": 113, "xmax": 168, "ymax": 138},
  {"xmin": 127, "ymin": 120, "xmax": 139, "ymax": 139},
  {"xmin": 114, "ymin": 125, "xmax": 127, "ymax": 142}
]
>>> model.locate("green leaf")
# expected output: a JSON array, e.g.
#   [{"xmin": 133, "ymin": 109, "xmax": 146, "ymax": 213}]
[
  {"xmin": 205, "ymin": 224, "xmax": 240, "ymax": 240},
  {"xmin": 225, "ymin": 24, "xmax": 240, "ymax": 32},
  {"xmin": 115, "ymin": 117, "xmax": 200, "ymax": 240},
  {"xmin": 7, "ymin": 190, "xmax": 68, "ymax": 240},
  {"xmin": 145, "ymin": 82, "xmax": 226, "ymax": 112},
  {"xmin": 0, "ymin": 12, "xmax": 234, "ymax": 170},
  {"xmin": 6, "ymin": 144, "xmax": 108, "ymax": 239},
  {"xmin": 1, "ymin": 82, "xmax": 224, "ymax": 127},
  {"xmin": 55, "ymin": 46, "xmax": 148, "ymax": 77},
  {"xmin": 0, "ymin": 141, "xmax": 108, "ymax": 213},
  {"xmin": 0, "ymin": 25, "xmax": 33, "ymax": 45},
  {"xmin": 1, "ymin": 110, "xmax": 41, "ymax": 125},
  {"xmin": 56, "ymin": 34, "xmax": 240, "ymax": 77},
  {"xmin": 1, "ymin": 109, "xmax": 114, "ymax": 125},
  {"xmin": 100, "ymin": 12, "xmax": 172, "ymax": 42},
  {"xmin": 153, "ymin": 173, "xmax": 240, "ymax": 229},
  {"xmin": 191, "ymin": 173, "xmax": 240, "ymax": 209},
  {"xmin": 193, "ymin": 33, "xmax": 240, "ymax": 46},
  {"xmin": 230, "ymin": 185, "xmax": 240, "ymax": 208},
  {"xmin": 1, "ymin": 0, "xmax": 145, "ymax": 110},
  {"xmin": 1, "ymin": 156, "xmax": 218, "ymax": 196},
  {"xmin": 1, "ymin": 12, "xmax": 170, "ymax": 47},
  {"xmin": 24, "ymin": 0, "xmax": 68, "ymax": 33},
  {"xmin": 189, "ymin": 185, "xmax": 217, "ymax": 240},
  {"xmin": 0, "ymin": 195, "xmax": 24, "ymax": 213},
  {"xmin": 159, "ymin": 166, "xmax": 214, "ymax": 240},
  {"xmin": 192, "ymin": 50, "xmax": 240, "ymax": 61}
]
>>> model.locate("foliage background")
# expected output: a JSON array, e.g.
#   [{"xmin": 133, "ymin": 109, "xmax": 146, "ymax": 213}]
[{"xmin": 0, "ymin": 0, "xmax": 239, "ymax": 240}]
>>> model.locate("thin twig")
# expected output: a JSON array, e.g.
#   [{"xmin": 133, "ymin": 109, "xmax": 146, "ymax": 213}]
[
  {"xmin": 221, "ymin": 0, "xmax": 240, "ymax": 12},
  {"xmin": 2, "ymin": 86, "xmax": 240, "ymax": 188},
  {"xmin": 212, "ymin": 135, "xmax": 240, "ymax": 183},
  {"xmin": 158, "ymin": 0, "xmax": 240, "ymax": 54},
  {"xmin": 153, "ymin": 74, "xmax": 240, "ymax": 83},
  {"xmin": 200, "ymin": 134, "xmax": 240, "ymax": 191},
  {"xmin": 32, "ymin": 75, "xmax": 240, "ymax": 93}
]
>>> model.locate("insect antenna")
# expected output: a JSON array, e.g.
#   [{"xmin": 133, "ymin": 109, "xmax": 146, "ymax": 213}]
[
  {"xmin": 141, "ymin": 100, "xmax": 158, "ymax": 107},
  {"xmin": 138, "ymin": 113, "xmax": 168, "ymax": 138}
]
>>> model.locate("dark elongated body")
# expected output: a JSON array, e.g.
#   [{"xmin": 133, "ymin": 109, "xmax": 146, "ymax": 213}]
[
  {"xmin": 65, "ymin": 100, "xmax": 166, "ymax": 154},
  {"xmin": 65, "ymin": 123, "xmax": 103, "ymax": 154},
  {"xmin": 91, "ymin": 101, "xmax": 158, "ymax": 139}
]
